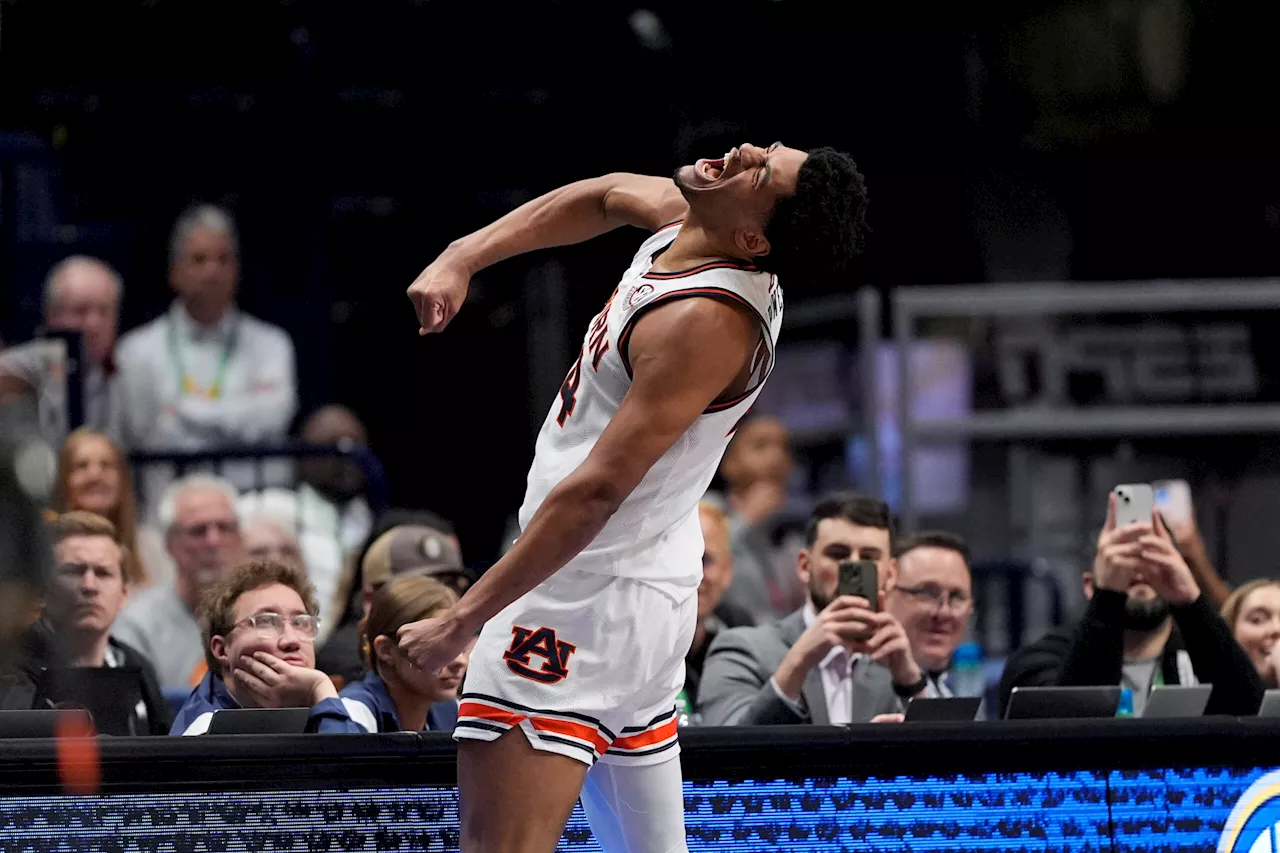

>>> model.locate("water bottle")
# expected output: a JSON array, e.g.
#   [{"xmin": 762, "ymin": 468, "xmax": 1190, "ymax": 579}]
[
  {"xmin": 674, "ymin": 690, "xmax": 693, "ymax": 727},
  {"xmin": 1116, "ymin": 687, "xmax": 1135, "ymax": 718},
  {"xmin": 949, "ymin": 642, "xmax": 985, "ymax": 698}
]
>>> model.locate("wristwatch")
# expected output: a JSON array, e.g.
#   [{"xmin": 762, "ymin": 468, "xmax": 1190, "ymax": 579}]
[{"xmin": 892, "ymin": 675, "xmax": 928, "ymax": 698}]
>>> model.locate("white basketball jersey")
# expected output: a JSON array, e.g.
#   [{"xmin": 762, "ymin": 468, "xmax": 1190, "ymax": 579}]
[{"xmin": 517, "ymin": 221, "xmax": 785, "ymax": 587}]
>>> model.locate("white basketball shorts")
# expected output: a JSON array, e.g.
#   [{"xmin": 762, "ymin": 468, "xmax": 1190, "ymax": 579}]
[{"xmin": 455, "ymin": 566, "xmax": 697, "ymax": 768}]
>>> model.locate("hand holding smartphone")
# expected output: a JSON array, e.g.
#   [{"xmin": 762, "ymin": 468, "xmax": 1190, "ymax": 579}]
[
  {"xmin": 837, "ymin": 559, "xmax": 879, "ymax": 641},
  {"xmin": 1112, "ymin": 484, "xmax": 1155, "ymax": 527}
]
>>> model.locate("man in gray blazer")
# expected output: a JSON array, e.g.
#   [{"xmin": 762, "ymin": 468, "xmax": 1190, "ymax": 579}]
[{"xmin": 697, "ymin": 492, "xmax": 928, "ymax": 726}]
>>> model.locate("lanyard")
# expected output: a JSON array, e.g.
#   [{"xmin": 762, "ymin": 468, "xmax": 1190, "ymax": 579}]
[{"xmin": 168, "ymin": 315, "xmax": 236, "ymax": 399}]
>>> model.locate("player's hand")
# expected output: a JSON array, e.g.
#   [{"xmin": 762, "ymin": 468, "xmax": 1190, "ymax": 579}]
[
  {"xmin": 398, "ymin": 609, "xmax": 472, "ymax": 675},
  {"xmin": 1093, "ymin": 492, "xmax": 1149, "ymax": 594},
  {"xmin": 234, "ymin": 651, "xmax": 337, "ymax": 708},
  {"xmin": 1139, "ymin": 511, "xmax": 1201, "ymax": 605},
  {"xmin": 1264, "ymin": 644, "xmax": 1280, "ymax": 685},
  {"xmin": 407, "ymin": 255, "xmax": 471, "ymax": 335}
]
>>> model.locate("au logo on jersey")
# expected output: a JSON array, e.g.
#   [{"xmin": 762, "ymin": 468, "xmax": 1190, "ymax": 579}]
[
  {"xmin": 503, "ymin": 625, "xmax": 577, "ymax": 684},
  {"xmin": 1219, "ymin": 770, "xmax": 1280, "ymax": 853}
]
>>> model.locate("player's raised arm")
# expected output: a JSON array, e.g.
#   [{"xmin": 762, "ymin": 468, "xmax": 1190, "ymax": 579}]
[
  {"xmin": 407, "ymin": 174, "xmax": 687, "ymax": 334},
  {"xmin": 398, "ymin": 296, "xmax": 756, "ymax": 670}
]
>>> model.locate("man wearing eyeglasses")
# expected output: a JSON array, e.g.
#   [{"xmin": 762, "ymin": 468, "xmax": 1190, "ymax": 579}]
[
  {"xmin": 885, "ymin": 532, "xmax": 974, "ymax": 698},
  {"xmin": 698, "ymin": 492, "xmax": 926, "ymax": 726},
  {"xmin": 171, "ymin": 559, "xmax": 363, "ymax": 735},
  {"xmin": 113, "ymin": 475, "xmax": 246, "ymax": 690}
]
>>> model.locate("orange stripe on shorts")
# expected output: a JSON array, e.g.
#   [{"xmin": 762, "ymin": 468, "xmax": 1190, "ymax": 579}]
[
  {"xmin": 530, "ymin": 716, "xmax": 611, "ymax": 755},
  {"xmin": 458, "ymin": 702, "xmax": 526, "ymax": 728},
  {"xmin": 611, "ymin": 718, "xmax": 678, "ymax": 751}
]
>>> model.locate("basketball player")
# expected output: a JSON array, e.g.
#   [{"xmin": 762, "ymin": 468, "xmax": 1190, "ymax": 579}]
[{"xmin": 399, "ymin": 143, "xmax": 869, "ymax": 853}]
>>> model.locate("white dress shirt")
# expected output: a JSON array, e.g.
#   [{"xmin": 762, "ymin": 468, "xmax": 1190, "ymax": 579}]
[
  {"xmin": 0, "ymin": 337, "xmax": 122, "ymax": 442},
  {"xmin": 115, "ymin": 301, "xmax": 298, "ymax": 510},
  {"xmin": 769, "ymin": 602, "xmax": 860, "ymax": 724}
]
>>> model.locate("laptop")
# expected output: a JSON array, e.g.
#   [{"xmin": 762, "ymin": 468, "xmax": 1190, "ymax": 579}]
[
  {"xmin": 36, "ymin": 668, "xmax": 146, "ymax": 737},
  {"xmin": 1141, "ymin": 684, "xmax": 1212, "ymax": 719},
  {"xmin": 904, "ymin": 697, "xmax": 982, "ymax": 722},
  {"xmin": 1004, "ymin": 686, "xmax": 1122, "ymax": 720},
  {"xmin": 1257, "ymin": 689, "xmax": 1280, "ymax": 718},
  {"xmin": 206, "ymin": 708, "xmax": 311, "ymax": 735},
  {"xmin": 0, "ymin": 709, "xmax": 94, "ymax": 738}
]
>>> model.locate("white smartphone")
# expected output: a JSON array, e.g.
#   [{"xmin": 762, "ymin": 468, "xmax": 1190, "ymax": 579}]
[
  {"xmin": 1113, "ymin": 484, "xmax": 1155, "ymax": 527},
  {"xmin": 1153, "ymin": 479, "xmax": 1194, "ymax": 528}
]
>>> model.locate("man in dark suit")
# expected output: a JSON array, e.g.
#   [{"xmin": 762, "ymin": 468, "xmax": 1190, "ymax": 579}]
[{"xmin": 697, "ymin": 492, "xmax": 928, "ymax": 726}]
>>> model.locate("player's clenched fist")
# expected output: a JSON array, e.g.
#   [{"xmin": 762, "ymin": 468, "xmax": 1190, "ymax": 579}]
[
  {"xmin": 398, "ymin": 609, "xmax": 472, "ymax": 675},
  {"xmin": 407, "ymin": 256, "xmax": 471, "ymax": 335}
]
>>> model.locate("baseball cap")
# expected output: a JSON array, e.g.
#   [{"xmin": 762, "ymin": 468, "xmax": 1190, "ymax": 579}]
[{"xmin": 361, "ymin": 525, "xmax": 465, "ymax": 591}]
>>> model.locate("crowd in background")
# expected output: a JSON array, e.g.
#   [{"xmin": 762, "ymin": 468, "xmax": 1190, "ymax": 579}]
[{"xmin": 1, "ymin": 206, "xmax": 1277, "ymax": 738}]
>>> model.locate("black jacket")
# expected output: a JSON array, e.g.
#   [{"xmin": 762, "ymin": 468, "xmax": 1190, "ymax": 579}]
[
  {"xmin": 4, "ymin": 620, "xmax": 173, "ymax": 735},
  {"xmin": 998, "ymin": 589, "xmax": 1265, "ymax": 718}
]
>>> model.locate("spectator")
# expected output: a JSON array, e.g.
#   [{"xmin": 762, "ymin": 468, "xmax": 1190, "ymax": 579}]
[
  {"xmin": 713, "ymin": 416, "xmax": 806, "ymax": 622},
  {"xmin": 998, "ymin": 494, "xmax": 1265, "ymax": 717},
  {"xmin": 112, "ymin": 475, "xmax": 245, "ymax": 690},
  {"xmin": 339, "ymin": 575, "xmax": 467, "ymax": 732},
  {"xmin": 886, "ymin": 531, "xmax": 974, "ymax": 697},
  {"xmin": 0, "ymin": 256, "xmax": 123, "ymax": 442},
  {"xmin": 241, "ymin": 514, "xmax": 305, "ymax": 570},
  {"xmin": 10, "ymin": 512, "xmax": 171, "ymax": 734},
  {"xmin": 171, "ymin": 559, "xmax": 363, "ymax": 735},
  {"xmin": 238, "ymin": 405, "xmax": 375, "ymax": 639},
  {"xmin": 316, "ymin": 517, "xmax": 468, "ymax": 685},
  {"xmin": 681, "ymin": 501, "xmax": 747, "ymax": 722},
  {"xmin": 50, "ymin": 427, "xmax": 174, "ymax": 589},
  {"xmin": 697, "ymin": 492, "xmax": 925, "ymax": 726},
  {"xmin": 115, "ymin": 204, "xmax": 297, "ymax": 490},
  {"xmin": 1221, "ymin": 580, "xmax": 1280, "ymax": 689},
  {"xmin": 1167, "ymin": 509, "xmax": 1233, "ymax": 610}
]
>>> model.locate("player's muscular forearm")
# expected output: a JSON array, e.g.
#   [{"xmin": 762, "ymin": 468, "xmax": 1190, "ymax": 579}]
[{"xmin": 442, "ymin": 173, "xmax": 686, "ymax": 276}]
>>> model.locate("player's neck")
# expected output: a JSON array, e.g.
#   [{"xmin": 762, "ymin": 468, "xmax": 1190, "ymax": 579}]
[{"xmin": 652, "ymin": 215, "xmax": 750, "ymax": 273}]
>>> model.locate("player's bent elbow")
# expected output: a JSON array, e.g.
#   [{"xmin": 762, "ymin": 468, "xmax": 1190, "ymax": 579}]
[{"xmin": 556, "ymin": 472, "xmax": 628, "ymax": 522}]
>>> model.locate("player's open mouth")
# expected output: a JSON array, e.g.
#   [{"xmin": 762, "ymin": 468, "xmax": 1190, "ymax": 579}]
[{"xmin": 696, "ymin": 158, "xmax": 725, "ymax": 182}]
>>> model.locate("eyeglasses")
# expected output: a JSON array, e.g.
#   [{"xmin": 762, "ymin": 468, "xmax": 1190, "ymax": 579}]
[
  {"xmin": 232, "ymin": 612, "xmax": 319, "ymax": 641},
  {"xmin": 893, "ymin": 584, "xmax": 972, "ymax": 615}
]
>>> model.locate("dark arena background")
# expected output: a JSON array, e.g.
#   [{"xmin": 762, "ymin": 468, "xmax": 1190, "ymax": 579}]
[{"xmin": 5, "ymin": 1, "xmax": 1280, "ymax": 851}]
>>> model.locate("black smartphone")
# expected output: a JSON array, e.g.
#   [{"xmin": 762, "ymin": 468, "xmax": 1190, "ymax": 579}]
[
  {"xmin": 837, "ymin": 559, "xmax": 880, "ymax": 609},
  {"xmin": 836, "ymin": 559, "xmax": 878, "ymax": 640}
]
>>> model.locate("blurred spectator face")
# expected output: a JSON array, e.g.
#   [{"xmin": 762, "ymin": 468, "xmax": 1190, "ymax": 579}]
[
  {"xmin": 300, "ymin": 406, "xmax": 368, "ymax": 502},
  {"xmin": 721, "ymin": 416, "xmax": 792, "ymax": 487},
  {"xmin": 242, "ymin": 517, "xmax": 304, "ymax": 570},
  {"xmin": 47, "ymin": 534, "xmax": 127, "ymax": 637},
  {"xmin": 886, "ymin": 546, "xmax": 972, "ymax": 672},
  {"xmin": 171, "ymin": 227, "xmax": 238, "ymax": 323},
  {"xmin": 1231, "ymin": 584, "xmax": 1280, "ymax": 678},
  {"xmin": 697, "ymin": 506, "xmax": 733, "ymax": 622},
  {"xmin": 168, "ymin": 488, "xmax": 244, "ymax": 593},
  {"xmin": 46, "ymin": 260, "xmax": 119, "ymax": 367},
  {"xmin": 211, "ymin": 583, "xmax": 317, "ymax": 675},
  {"xmin": 798, "ymin": 517, "xmax": 893, "ymax": 612},
  {"xmin": 673, "ymin": 143, "xmax": 808, "ymax": 239},
  {"xmin": 65, "ymin": 433, "xmax": 122, "ymax": 516}
]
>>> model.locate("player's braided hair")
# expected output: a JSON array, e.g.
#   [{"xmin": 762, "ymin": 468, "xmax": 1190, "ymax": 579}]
[{"xmin": 754, "ymin": 147, "xmax": 869, "ymax": 286}]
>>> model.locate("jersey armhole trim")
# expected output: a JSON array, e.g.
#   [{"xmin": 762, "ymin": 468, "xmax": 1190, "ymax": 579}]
[
  {"xmin": 616, "ymin": 287, "xmax": 771, "ymax": 414},
  {"xmin": 654, "ymin": 219, "xmax": 683, "ymax": 234}
]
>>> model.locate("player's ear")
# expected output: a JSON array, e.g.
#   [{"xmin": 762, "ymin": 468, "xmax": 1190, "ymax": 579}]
[{"xmin": 734, "ymin": 229, "xmax": 770, "ymax": 259}]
